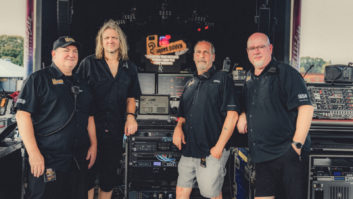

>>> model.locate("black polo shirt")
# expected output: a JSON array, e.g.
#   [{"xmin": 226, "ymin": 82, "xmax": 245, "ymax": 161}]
[
  {"xmin": 178, "ymin": 66, "xmax": 240, "ymax": 158},
  {"xmin": 243, "ymin": 60, "xmax": 312, "ymax": 163},
  {"xmin": 77, "ymin": 55, "xmax": 141, "ymax": 135},
  {"xmin": 16, "ymin": 63, "xmax": 93, "ymax": 171}
]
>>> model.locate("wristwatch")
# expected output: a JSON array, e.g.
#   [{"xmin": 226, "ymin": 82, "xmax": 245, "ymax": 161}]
[
  {"xmin": 292, "ymin": 141, "xmax": 303, "ymax": 149},
  {"xmin": 126, "ymin": 112, "xmax": 136, "ymax": 118}
]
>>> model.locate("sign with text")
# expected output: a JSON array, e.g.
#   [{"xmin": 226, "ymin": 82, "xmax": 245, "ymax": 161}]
[{"xmin": 145, "ymin": 35, "xmax": 188, "ymax": 66}]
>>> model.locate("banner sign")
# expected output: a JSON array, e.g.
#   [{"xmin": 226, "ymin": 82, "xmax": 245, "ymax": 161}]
[
  {"xmin": 145, "ymin": 35, "xmax": 188, "ymax": 66},
  {"xmin": 24, "ymin": 0, "xmax": 34, "ymax": 77},
  {"xmin": 291, "ymin": 0, "xmax": 301, "ymax": 70}
]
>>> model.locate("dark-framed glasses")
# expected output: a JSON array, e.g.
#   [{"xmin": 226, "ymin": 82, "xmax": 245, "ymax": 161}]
[{"xmin": 247, "ymin": 44, "xmax": 268, "ymax": 51}]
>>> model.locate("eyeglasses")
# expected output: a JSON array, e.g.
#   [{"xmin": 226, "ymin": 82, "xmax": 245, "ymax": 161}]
[{"xmin": 247, "ymin": 44, "xmax": 268, "ymax": 52}]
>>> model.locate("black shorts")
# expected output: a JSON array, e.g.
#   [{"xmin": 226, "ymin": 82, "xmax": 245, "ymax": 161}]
[
  {"xmin": 26, "ymin": 161, "xmax": 88, "ymax": 199},
  {"xmin": 254, "ymin": 147, "xmax": 309, "ymax": 199},
  {"xmin": 87, "ymin": 129, "xmax": 124, "ymax": 192}
]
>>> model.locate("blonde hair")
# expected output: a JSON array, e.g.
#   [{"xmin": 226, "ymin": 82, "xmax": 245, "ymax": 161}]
[{"xmin": 95, "ymin": 19, "xmax": 129, "ymax": 60}]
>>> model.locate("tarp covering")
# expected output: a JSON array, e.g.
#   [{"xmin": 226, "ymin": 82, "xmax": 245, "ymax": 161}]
[{"xmin": 0, "ymin": 59, "xmax": 24, "ymax": 78}]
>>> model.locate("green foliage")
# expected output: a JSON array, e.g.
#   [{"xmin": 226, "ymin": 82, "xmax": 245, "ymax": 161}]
[
  {"xmin": 0, "ymin": 35, "xmax": 24, "ymax": 66},
  {"xmin": 300, "ymin": 56, "xmax": 331, "ymax": 74}
]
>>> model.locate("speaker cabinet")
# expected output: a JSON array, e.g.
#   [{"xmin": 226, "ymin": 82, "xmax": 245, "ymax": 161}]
[{"xmin": 324, "ymin": 65, "xmax": 353, "ymax": 83}]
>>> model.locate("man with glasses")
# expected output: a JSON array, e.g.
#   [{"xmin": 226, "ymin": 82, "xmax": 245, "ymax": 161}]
[{"xmin": 237, "ymin": 32, "xmax": 314, "ymax": 199}]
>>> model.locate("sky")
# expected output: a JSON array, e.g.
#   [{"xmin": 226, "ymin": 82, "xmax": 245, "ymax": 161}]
[
  {"xmin": 0, "ymin": 0, "xmax": 25, "ymax": 36},
  {"xmin": 300, "ymin": 0, "xmax": 353, "ymax": 65}
]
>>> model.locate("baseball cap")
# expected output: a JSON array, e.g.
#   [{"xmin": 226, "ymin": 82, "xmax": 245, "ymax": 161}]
[{"xmin": 52, "ymin": 36, "xmax": 80, "ymax": 50}]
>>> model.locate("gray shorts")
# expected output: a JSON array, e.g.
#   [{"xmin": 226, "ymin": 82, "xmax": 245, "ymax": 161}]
[{"xmin": 177, "ymin": 150, "xmax": 230, "ymax": 198}]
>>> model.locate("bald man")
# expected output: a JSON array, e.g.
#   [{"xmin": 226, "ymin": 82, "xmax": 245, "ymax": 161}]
[{"xmin": 237, "ymin": 33, "xmax": 314, "ymax": 199}]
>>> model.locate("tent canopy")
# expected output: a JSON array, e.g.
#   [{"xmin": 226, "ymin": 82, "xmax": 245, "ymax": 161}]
[{"xmin": 0, "ymin": 59, "xmax": 24, "ymax": 78}]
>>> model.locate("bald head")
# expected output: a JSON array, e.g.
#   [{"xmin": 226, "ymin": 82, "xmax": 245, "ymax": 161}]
[
  {"xmin": 246, "ymin": 32, "xmax": 273, "ymax": 75},
  {"xmin": 247, "ymin": 32, "xmax": 270, "ymax": 47}
]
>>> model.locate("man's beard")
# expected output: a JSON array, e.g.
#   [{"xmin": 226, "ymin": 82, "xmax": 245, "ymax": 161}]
[
  {"xmin": 253, "ymin": 59, "xmax": 265, "ymax": 68},
  {"xmin": 196, "ymin": 61, "xmax": 208, "ymax": 71},
  {"xmin": 198, "ymin": 65, "xmax": 207, "ymax": 71}
]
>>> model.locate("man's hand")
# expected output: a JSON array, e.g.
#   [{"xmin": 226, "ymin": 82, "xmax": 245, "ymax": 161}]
[
  {"xmin": 16, "ymin": 110, "xmax": 44, "ymax": 177},
  {"xmin": 86, "ymin": 144, "xmax": 97, "ymax": 169},
  {"xmin": 29, "ymin": 151, "xmax": 45, "ymax": 177},
  {"xmin": 237, "ymin": 112, "xmax": 248, "ymax": 134},
  {"xmin": 173, "ymin": 126, "xmax": 186, "ymax": 150},
  {"xmin": 210, "ymin": 145, "xmax": 223, "ymax": 159},
  {"xmin": 124, "ymin": 115, "xmax": 138, "ymax": 136},
  {"xmin": 291, "ymin": 143, "xmax": 302, "ymax": 156}
]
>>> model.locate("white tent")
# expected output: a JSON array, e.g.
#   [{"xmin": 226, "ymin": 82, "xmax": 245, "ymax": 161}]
[{"xmin": 0, "ymin": 59, "xmax": 24, "ymax": 78}]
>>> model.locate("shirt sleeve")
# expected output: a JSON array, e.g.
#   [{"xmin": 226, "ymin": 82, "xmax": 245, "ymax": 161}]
[
  {"xmin": 177, "ymin": 93, "xmax": 185, "ymax": 117},
  {"xmin": 127, "ymin": 61, "xmax": 142, "ymax": 98},
  {"xmin": 86, "ymin": 85, "xmax": 95, "ymax": 116},
  {"xmin": 15, "ymin": 75, "xmax": 38, "ymax": 114},
  {"xmin": 221, "ymin": 74, "xmax": 241, "ymax": 114},
  {"xmin": 240, "ymin": 78, "xmax": 247, "ymax": 113},
  {"xmin": 76, "ymin": 57, "xmax": 91, "ymax": 81},
  {"xmin": 281, "ymin": 65, "xmax": 312, "ymax": 110}
]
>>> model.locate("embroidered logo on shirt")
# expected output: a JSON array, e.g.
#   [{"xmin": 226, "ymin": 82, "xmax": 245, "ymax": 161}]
[
  {"xmin": 187, "ymin": 79, "xmax": 195, "ymax": 87},
  {"xmin": 298, "ymin": 93, "xmax": 309, "ymax": 102},
  {"xmin": 298, "ymin": 94, "xmax": 308, "ymax": 99},
  {"xmin": 52, "ymin": 78, "xmax": 64, "ymax": 85},
  {"xmin": 16, "ymin": 98, "xmax": 26, "ymax": 104},
  {"xmin": 213, "ymin": 80, "xmax": 221, "ymax": 84}
]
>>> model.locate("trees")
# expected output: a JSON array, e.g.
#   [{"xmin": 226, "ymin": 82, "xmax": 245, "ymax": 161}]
[
  {"xmin": 300, "ymin": 56, "xmax": 331, "ymax": 74},
  {"xmin": 0, "ymin": 35, "xmax": 24, "ymax": 66}
]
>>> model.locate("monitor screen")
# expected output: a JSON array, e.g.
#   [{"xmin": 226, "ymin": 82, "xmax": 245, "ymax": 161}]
[
  {"xmin": 157, "ymin": 74, "xmax": 193, "ymax": 97},
  {"xmin": 139, "ymin": 95, "xmax": 170, "ymax": 115},
  {"xmin": 138, "ymin": 73, "xmax": 155, "ymax": 94}
]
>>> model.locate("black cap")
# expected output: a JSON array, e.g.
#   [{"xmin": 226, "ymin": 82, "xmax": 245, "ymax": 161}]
[{"xmin": 52, "ymin": 36, "xmax": 80, "ymax": 50}]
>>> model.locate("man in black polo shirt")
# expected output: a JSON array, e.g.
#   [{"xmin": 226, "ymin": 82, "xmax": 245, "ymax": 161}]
[
  {"xmin": 173, "ymin": 41, "xmax": 240, "ymax": 199},
  {"xmin": 77, "ymin": 19, "xmax": 141, "ymax": 199},
  {"xmin": 16, "ymin": 36, "xmax": 97, "ymax": 199},
  {"xmin": 237, "ymin": 32, "xmax": 314, "ymax": 199}
]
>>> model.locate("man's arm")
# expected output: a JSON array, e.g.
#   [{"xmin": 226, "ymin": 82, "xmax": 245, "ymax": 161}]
[
  {"xmin": 211, "ymin": 111, "xmax": 239, "ymax": 159},
  {"xmin": 124, "ymin": 97, "xmax": 138, "ymax": 136},
  {"xmin": 237, "ymin": 112, "xmax": 247, "ymax": 134},
  {"xmin": 86, "ymin": 116, "xmax": 97, "ymax": 169},
  {"xmin": 173, "ymin": 117, "xmax": 186, "ymax": 150},
  {"xmin": 292, "ymin": 105, "xmax": 314, "ymax": 155},
  {"xmin": 16, "ymin": 110, "xmax": 45, "ymax": 177}
]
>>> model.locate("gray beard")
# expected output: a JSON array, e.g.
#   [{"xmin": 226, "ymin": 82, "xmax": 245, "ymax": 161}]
[
  {"xmin": 198, "ymin": 65, "xmax": 207, "ymax": 71},
  {"xmin": 196, "ymin": 62, "xmax": 208, "ymax": 72},
  {"xmin": 253, "ymin": 60, "xmax": 265, "ymax": 68}
]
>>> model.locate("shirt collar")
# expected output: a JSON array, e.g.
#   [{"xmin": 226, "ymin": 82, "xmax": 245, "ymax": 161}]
[
  {"xmin": 49, "ymin": 63, "xmax": 78, "ymax": 80},
  {"xmin": 250, "ymin": 60, "xmax": 276, "ymax": 77},
  {"xmin": 100, "ymin": 56, "xmax": 129, "ymax": 69},
  {"xmin": 49, "ymin": 63, "xmax": 65, "ymax": 79},
  {"xmin": 194, "ymin": 65, "xmax": 216, "ymax": 80}
]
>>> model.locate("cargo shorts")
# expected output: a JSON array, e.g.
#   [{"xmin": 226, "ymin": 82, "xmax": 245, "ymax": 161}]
[{"xmin": 177, "ymin": 150, "xmax": 230, "ymax": 198}]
